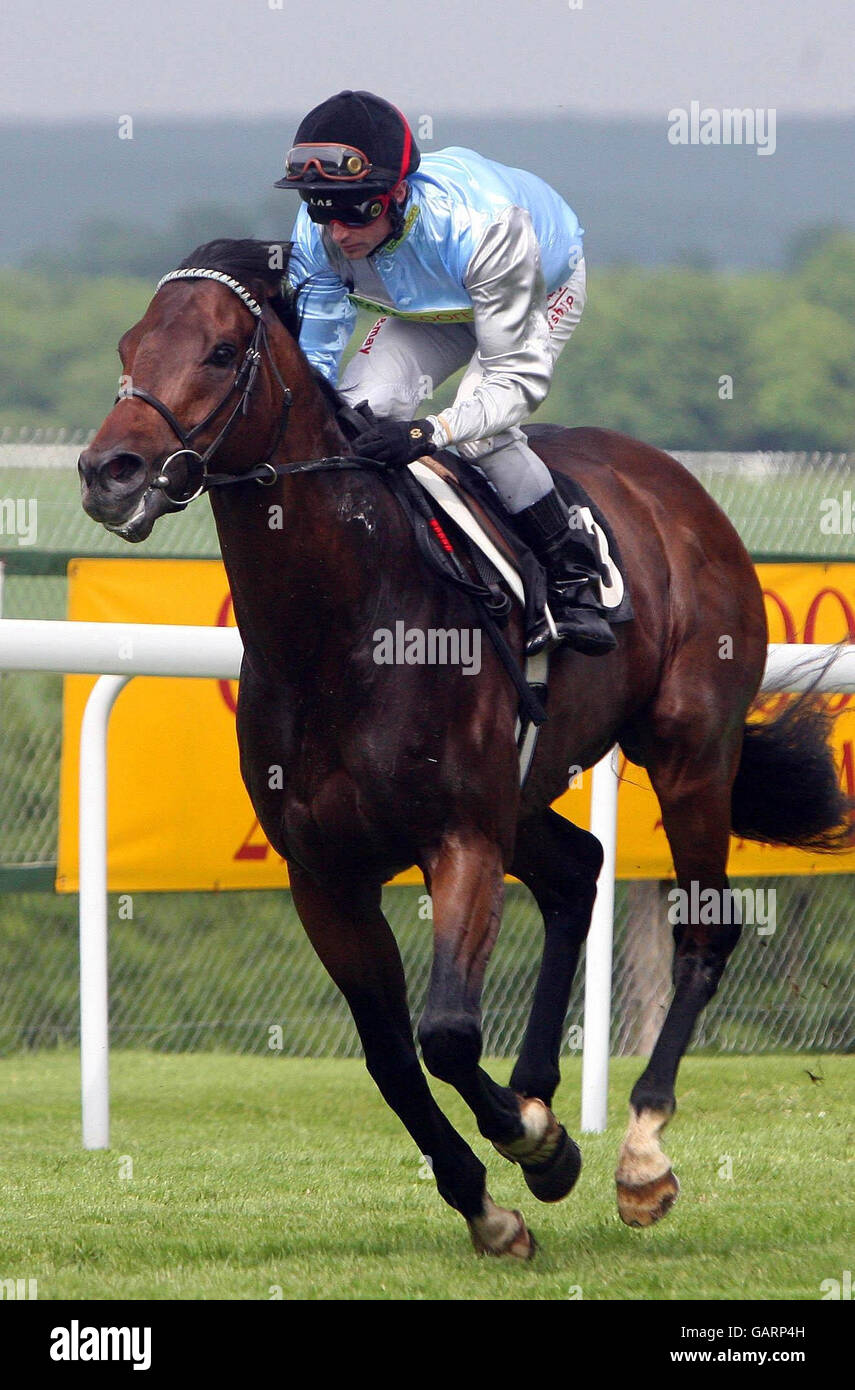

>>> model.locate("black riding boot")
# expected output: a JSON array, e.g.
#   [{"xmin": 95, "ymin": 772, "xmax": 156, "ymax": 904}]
[{"xmin": 514, "ymin": 488, "xmax": 618, "ymax": 657}]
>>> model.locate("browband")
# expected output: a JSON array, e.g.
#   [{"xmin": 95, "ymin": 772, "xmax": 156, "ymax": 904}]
[{"xmin": 155, "ymin": 268, "xmax": 265, "ymax": 319}]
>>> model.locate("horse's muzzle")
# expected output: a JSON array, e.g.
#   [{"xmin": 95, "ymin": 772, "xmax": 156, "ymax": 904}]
[{"xmin": 78, "ymin": 446, "xmax": 163, "ymax": 539}]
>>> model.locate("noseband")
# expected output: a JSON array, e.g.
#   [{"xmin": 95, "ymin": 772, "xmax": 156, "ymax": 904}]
[{"xmin": 116, "ymin": 268, "xmax": 293, "ymax": 506}]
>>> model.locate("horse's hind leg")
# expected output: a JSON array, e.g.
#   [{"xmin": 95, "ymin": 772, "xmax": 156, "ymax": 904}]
[
  {"xmin": 615, "ymin": 729, "xmax": 743, "ymax": 1228},
  {"xmin": 288, "ymin": 863, "xmax": 534, "ymax": 1258}
]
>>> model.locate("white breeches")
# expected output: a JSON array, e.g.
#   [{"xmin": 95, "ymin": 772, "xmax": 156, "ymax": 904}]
[{"xmin": 338, "ymin": 261, "xmax": 586, "ymax": 512}]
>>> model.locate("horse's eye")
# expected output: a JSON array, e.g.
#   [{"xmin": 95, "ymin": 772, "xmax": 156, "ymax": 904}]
[{"xmin": 209, "ymin": 343, "xmax": 237, "ymax": 367}]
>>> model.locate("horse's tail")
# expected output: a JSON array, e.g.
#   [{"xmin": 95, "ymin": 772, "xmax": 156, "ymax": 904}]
[{"xmin": 731, "ymin": 673, "xmax": 852, "ymax": 851}]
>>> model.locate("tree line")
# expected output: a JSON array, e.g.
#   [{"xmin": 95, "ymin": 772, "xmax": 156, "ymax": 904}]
[{"xmin": 1, "ymin": 231, "xmax": 853, "ymax": 452}]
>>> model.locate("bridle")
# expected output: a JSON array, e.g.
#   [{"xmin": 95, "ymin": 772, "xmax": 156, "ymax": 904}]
[
  {"xmin": 113, "ymin": 265, "xmax": 395, "ymax": 522},
  {"xmin": 116, "ymin": 268, "xmax": 294, "ymax": 507}
]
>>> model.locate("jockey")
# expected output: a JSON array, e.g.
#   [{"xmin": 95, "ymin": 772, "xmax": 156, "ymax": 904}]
[{"xmin": 275, "ymin": 89, "xmax": 616, "ymax": 656}]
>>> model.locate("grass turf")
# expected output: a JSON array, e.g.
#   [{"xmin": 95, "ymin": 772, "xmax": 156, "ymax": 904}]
[{"xmin": 1, "ymin": 1051, "xmax": 851, "ymax": 1301}]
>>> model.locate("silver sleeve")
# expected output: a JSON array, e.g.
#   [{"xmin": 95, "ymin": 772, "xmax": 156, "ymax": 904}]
[{"xmin": 426, "ymin": 206, "xmax": 553, "ymax": 448}]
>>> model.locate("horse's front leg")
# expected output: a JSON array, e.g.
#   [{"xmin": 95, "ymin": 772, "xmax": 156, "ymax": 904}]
[
  {"xmin": 288, "ymin": 862, "xmax": 534, "ymax": 1258},
  {"xmin": 418, "ymin": 830, "xmax": 579, "ymax": 1210},
  {"xmin": 510, "ymin": 809, "xmax": 602, "ymax": 1109}
]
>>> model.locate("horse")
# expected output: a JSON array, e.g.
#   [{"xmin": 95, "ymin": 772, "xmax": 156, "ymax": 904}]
[{"xmin": 78, "ymin": 239, "xmax": 849, "ymax": 1257}]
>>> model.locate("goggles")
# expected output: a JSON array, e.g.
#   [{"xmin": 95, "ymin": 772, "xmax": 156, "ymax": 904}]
[
  {"xmin": 285, "ymin": 142, "xmax": 373, "ymax": 182},
  {"xmin": 302, "ymin": 191, "xmax": 391, "ymax": 227}
]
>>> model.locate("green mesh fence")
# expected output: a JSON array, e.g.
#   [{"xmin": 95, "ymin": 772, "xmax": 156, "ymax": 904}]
[{"xmin": 0, "ymin": 883, "xmax": 850, "ymax": 1058}]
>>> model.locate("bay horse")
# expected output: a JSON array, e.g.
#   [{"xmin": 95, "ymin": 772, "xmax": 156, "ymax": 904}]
[{"xmin": 79, "ymin": 240, "xmax": 848, "ymax": 1257}]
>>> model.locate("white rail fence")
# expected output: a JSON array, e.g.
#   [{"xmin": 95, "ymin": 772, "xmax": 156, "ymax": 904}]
[{"xmin": 0, "ymin": 619, "xmax": 852, "ymax": 1149}]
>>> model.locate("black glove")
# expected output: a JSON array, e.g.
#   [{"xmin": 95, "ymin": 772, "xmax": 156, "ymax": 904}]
[{"xmin": 352, "ymin": 415, "xmax": 436, "ymax": 467}]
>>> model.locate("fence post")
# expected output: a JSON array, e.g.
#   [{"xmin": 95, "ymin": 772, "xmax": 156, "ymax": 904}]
[
  {"xmin": 79, "ymin": 674, "xmax": 130, "ymax": 1150},
  {"xmin": 581, "ymin": 745, "xmax": 620, "ymax": 1133}
]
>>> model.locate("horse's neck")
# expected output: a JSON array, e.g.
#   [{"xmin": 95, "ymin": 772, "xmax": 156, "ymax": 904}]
[{"xmin": 209, "ymin": 360, "xmax": 391, "ymax": 683}]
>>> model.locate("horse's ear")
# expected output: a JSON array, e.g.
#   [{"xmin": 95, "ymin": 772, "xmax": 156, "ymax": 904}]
[
  {"xmin": 248, "ymin": 276, "xmax": 282, "ymax": 307},
  {"xmin": 242, "ymin": 241, "xmax": 292, "ymax": 310},
  {"xmin": 246, "ymin": 241, "xmax": 301, "ymax": 336},
  {"xmin": 257, "ymin": 241, "xmax": 293, "ymax": 293}
]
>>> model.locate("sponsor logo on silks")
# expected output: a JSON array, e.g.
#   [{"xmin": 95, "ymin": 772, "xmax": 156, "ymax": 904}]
[
  {"xmin": 347, "ymin": 294, "xmax": 474, "ymax": 323},
  {"xmin": 547, "ymin": 285, "xmax": 575, "ymax": 330},
  {"xmin": 358, "ymin": 316, "xmax": 389, "ymax": 354},
  {"xmin": 50, "ymin": 1321, "xmax": 152, "ymax": 1371}
]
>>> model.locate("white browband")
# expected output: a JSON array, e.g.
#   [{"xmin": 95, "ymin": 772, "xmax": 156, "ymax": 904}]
[{"xmin": 155, "ymin": 267, "xmax": 264, "ymax": 319}]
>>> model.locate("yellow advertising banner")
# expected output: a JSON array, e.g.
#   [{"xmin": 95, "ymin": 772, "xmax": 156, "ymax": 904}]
[{"xmin": 57, "ymin": 558, "xmax": 855, "ymax": 892}]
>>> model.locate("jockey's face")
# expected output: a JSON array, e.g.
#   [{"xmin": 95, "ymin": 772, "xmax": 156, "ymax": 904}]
[{"xmin": 326, "ymin": 183, "xmax": 408, "ymax": 259}]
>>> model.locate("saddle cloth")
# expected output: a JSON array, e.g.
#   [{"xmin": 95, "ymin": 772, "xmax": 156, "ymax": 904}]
[
  {"xmin": 407, "ymin": 447, "xmax": 634, "ymax": 630},
  {"xmin": 405, "ymin": 445, "xmax": 633, "ymax": 785}
]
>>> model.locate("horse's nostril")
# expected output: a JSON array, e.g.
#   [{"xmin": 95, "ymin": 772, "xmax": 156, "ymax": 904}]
[{"xmin": 105, "ymin": 453, "xmax": 145, "ymax": 484}]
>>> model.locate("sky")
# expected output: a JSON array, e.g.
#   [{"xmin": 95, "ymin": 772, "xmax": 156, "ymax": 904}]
[{"xmin": 1, "ymin": 0, "xmax": 853, "ymax": 121}]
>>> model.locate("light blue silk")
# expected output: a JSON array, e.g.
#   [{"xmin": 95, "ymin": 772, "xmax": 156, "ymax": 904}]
[{"xmin": 287, "ymin": 147, "xmax": 584, "ymax": 383}]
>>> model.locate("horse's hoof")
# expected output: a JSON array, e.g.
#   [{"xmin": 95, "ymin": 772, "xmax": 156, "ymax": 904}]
[
  {"xmin": 468, "ymin": 1197, "xmax": 537, "ymax": 1259},
  {"xmin": 616, "ymin": 1168, "xmax": 680, "ymax": 1227},
  {"xmin": 492, "ymin": 1098, "xmax": 582, "ymax": 1204},
  {"xmin": 520, "ymin": 1124, "xmax": 582, "ymax": 1203}
]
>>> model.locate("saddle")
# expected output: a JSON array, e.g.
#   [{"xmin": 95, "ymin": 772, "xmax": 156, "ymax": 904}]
[
  {"xmin": 336, "ymin": 399, "xmax": 633, "ymax": 637},
  {"xmin": 335, "ymin": 401, "xmax": 633, "ymax": 784},
  {"xmin": 414, "ymin": 444, "xmax": 634, "ymax": 632}
]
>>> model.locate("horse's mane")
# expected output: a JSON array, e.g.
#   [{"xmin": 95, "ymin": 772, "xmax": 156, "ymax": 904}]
[{"xmin": 177, "ymin": 238, "xmax": 344, "ymax": 417}]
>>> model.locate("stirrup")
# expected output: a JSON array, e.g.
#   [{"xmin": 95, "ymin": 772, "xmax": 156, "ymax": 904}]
[
  {"xmin": 525, "ymin": 603, "xmax": 559, "ymax": 656},
  {"xmin": 526, "ymin": 601, "xmax": 616, "ymax": 657}
]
